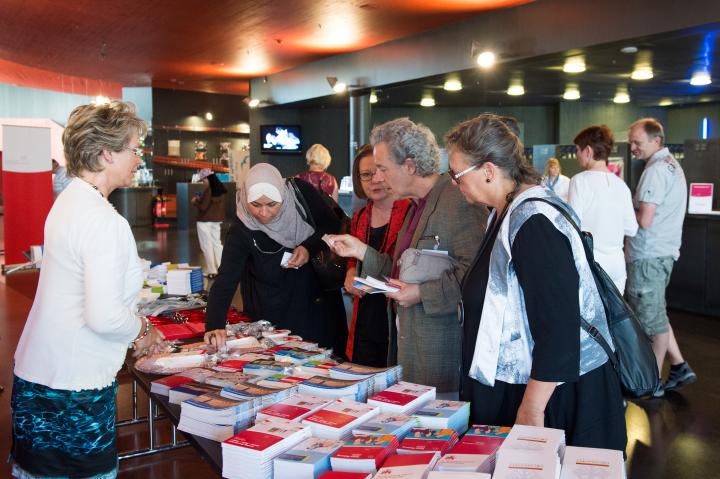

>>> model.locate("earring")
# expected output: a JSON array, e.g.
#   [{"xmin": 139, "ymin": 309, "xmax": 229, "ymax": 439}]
[{"xmin": 486, "ymin": 178, "xmax": 491, "ymax": 183}]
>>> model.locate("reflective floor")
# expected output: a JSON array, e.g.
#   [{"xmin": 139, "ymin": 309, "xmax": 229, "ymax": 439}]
[{"xmin": 1, "ymin": 224, "xmax": 718, "ymax": 478}]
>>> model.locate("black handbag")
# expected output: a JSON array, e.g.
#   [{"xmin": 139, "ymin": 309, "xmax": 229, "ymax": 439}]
[
  {"xmin": 288, "ymin": 178, "xmax": 350, "ymax": 291},
  {"xmin": 523, "ymin": 198, "xmax": 660, "ymax": 399}
]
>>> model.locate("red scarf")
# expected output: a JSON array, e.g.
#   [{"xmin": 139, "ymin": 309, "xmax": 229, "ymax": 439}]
[{"xmin": 346, "ymin": 199, "xmax": 411, "ymax": 360}]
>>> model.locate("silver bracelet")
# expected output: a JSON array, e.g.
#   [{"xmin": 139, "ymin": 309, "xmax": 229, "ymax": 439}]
[{"xmin": 132, "ymin": 316, "xmax": 151, "ymax": 344}]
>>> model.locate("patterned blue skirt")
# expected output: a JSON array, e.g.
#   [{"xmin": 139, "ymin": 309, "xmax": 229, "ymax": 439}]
[{"xmin": 11, "ymin": 375, "xmax": 118, "ymax": 477}]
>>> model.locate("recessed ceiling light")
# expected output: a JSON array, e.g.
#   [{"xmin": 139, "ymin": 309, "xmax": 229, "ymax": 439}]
[
  {"xmin": 690, "ymin": 69, "xmax": 712, "ymax": 86},
  {"xmin": 205, "ymin": 112, "xmax": 214, "ymax": 120},
  {"xmin": 621, "ymin": 46, "xmax": 638, "ymax": 54},
  {"xmin": 369, "ymin": 92, "xmax": 378, "ymax": 104},
  {"xmin": 443, "ymin": 79, "xmax": 462, "ymax": 91},
  {"xmin": 563, "ymin": 56, "xmax": 586, "ymax": 73},
  {"xmin": 248, "ymin": 98, "xmax": 260, "ymax": 108},
  {"xmin": 420, "ymin": 96, "xmax": 435, "ymax": 107},
  {"xmin": 613, "ymin": 90, "xmax": 630, "ymax": 104},
  {"xmin": 631, "ymin": 66, "xmax": 654, "ymax": 80},
  {"xmin": 507, "ymin": 84, "xmax": 525, "ymax": 96},
  {"xmin": 659, "ymin": 98, "xmax": 673, "ymax": 106},
  {"xmin": 563, "ymin": 85, "xmax": 580, "ymax": 100},
  {"xmin": 476, "ymin": 51, "xmax": 496, "ymax": 69}
]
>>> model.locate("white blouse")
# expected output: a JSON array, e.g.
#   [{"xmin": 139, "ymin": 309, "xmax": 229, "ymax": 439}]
[{"xmin": 14, "ymin": 179, "xmax": 142, "ymax": 391}]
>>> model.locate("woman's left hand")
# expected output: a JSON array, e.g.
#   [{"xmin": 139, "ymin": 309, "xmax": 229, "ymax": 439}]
[
  {"xmin": 287, "ymin": 245, "xmax": 310, "ymax": 269},
  {"xmin": 514, "ymin": 403, "xmax": 545, "ymax": 427},
  {"xmin": 385, "ymin": 279, "xmax": 421, "ymax": 308}
]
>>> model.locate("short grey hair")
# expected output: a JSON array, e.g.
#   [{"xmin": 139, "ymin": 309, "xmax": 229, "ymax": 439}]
[{"xmin": 369, "ymin": 118, "xmax": 439, "ymax": 177}]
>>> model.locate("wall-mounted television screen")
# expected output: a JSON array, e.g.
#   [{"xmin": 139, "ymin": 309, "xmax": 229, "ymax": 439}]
[{"xmin": 260, "ymin": 125, "xmax": 302, "ymax": 154}]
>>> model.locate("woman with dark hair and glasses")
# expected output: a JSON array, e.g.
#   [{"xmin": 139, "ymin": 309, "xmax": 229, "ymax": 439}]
[
  {"xmin": 343, "ymin": 144, "xmax": 411, "ymax": 366},
  {"xmin": 203, "ymin": 163, "xmax": 347, "ymax": 357},
  {"xmin": 192, "ymin": 168, "xmax": 228, "ymax": 278},
  {"xmin": 447, "ymin": 114, "xmax": 626, "ymax": 452}
]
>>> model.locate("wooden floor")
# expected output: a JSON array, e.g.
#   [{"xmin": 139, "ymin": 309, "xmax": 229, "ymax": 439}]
[{"xmin": 1, "ymin": 224, "xmax": 719, "ymax": 478}]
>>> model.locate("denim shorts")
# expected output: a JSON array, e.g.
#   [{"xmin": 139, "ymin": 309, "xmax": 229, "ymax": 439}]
[{"xmin": 626, "ymin": 256, "xmax": 675, "ymax": 336}]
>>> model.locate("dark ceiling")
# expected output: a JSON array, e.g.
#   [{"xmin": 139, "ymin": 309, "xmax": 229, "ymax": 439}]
[
  {"xmin": 0, "ymin": 0, "xmax": 531, "ymax": 95},
  {"xmin": 286, "ymin": 22, "xmax": 720, "ymax": 109}
]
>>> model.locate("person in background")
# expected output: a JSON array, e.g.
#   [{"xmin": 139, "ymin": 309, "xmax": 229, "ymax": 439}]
[
  {"xmin": 11, "ymin": 100, "xmax": 165, "ymax": 479},
  {"xmin": 328, "ymin": 118, "xmax": 487, "ymax": 397},
  {"xmin": 626, "ymin": 118, "xmax": 695, "ymax": 398},
  {"xmin": 542, "ymin": 157, "xmax": 570, "ymax": 202},
  {"xmin": 297, "ymin": 143, "xmax": 339, "ymax": 200},
  {"xmin": 204, "ymin": 163, "xmax": 347, "ymax": 357},
  {"xmin": 447, "ymin": 113, "xmax": 626, "ymax": 451},
  {"xmin": 192, "ymin": 168, "xmax": 228, "ymax": 278},
  {"xmin": 568, "ymin": 125, "xmax": 638, "ymax": 293},
  {"xmin": 343, "ymin": 144, "xmax": 411, "ymax": 367},
  {"xmin": 51, "ymin": 158, "xmax": 72, "ymax": 198}
]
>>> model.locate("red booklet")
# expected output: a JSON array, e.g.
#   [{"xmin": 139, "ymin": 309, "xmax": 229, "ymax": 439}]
[
  {"xmin": 453, "ymin": 435, "xmax": 504, "ymax": 454},
  {"xmin": 368, "ymin": 390, "xmax": 416, "ymax": 406},
  {"xmin": 152, "ymin": 374, "xmax": 192, "ymax": 388},
  {"xmin": 260, "ymin": 403, "xmax": 310, "ymax": 421},
  {"xmin": 216, "ymin": 359, "xmax": 251, "ymax": 371},
  {"xmin": 155, "ymin": 323, "xmax": 196, "ymax": 340},
  {"xmin": 381, "ymin": 452, "xmax": 438, "ymax": 467},
  {"xmin": 223, "ymin": 430, "xmax": 283, "ymax": 451},
  {"xmin": 304, "ymin": 409, "xmax": 356, "ymax": 428}
]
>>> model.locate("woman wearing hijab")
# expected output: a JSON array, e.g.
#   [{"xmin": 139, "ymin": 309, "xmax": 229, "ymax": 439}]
[{"xmin": 203, "ymin": 163, "xmax": 347, "ymax": 356}]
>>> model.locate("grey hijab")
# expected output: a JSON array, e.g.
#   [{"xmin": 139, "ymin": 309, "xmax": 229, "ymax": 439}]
[{"xmin": 236, "ymin": 163, "xmax": 315, "ymax": 248}]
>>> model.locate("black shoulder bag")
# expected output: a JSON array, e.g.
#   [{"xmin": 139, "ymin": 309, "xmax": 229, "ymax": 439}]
[
  {"xmin": 288, "ymin": 178, "xmax": 350, "ymax": 291},
  {"xmin": 523, "ymin": 197, "xmax": 660, "ymax": 399}
]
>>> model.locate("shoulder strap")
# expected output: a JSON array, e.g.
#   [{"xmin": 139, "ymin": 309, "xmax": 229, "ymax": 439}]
[
  {"xmin": 520, "ymin": 197, "xmax": 618, "ymax": 370},
  {"xmin": 287, "ymin": 178, "xmax": 316, "ymax": 229}
]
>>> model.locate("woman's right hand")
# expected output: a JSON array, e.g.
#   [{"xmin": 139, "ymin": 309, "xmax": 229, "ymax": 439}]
[
  {"xmin": 132, "ymin": 326, "xmax": 166, "ymax": 358},
  {"xmin": 204, "ymin": 328, "xmax": 228, "ymax": 349},
  {"xmin": 344, "ymin": 267, "xmax": 366, "ymax": 298},
  {"xmin": 326, "ymin": 234, "xmax": 368, "ymax": 261}
]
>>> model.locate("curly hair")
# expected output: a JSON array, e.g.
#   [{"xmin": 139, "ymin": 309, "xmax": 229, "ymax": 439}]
[
  {"xmin": 305, "ymin": 143, "xmax": 332, "ymax": 170},
  {"xmin": 444, "ymin": 113, "xmax": 540, "ymax": 186},
  {"xmin": 62, "ymin": 100, "xmax": 147, "ymax": 177},
  {"xmin": 369, "ymin": 118, "xmax": 439, "ymax": 177}
]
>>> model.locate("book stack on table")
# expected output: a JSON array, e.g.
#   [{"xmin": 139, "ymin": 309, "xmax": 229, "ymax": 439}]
[
  {"xmin": 351, "ymin": 413, "xmax": 417, "ymax": 438},
  {"xmin": 329, "ymin": 363, "xmax": 403, "ymax": 395},
  {"xmin": 302, "ymin": 399, "xmax": 380, "ymax": 440},
  {"xmin": 493, "ymin": 425, "xmax": 565, "ymax": 479},
  {"xmin": 178, "ymin": 392, "xmax": 259, "ymax": 442},
  {"xmin": 221, "ymin": 380, "xmax": 298, "ymax": 408},
  {"xmin": 166, "ymin": 267, "xmax": 203, "ymax": 295},
  {"xmin": 256, "ymin": 394, "xmax": 333, "ymax": 423},
  {"xmin": 559, "ymin": 445, "xmax": 624, "ymax": 479},
  {"xmin": 397, "ymin": 428, "xmax": 459, "ymax": 456},
  {"xmin": 299, "ymin": 376, "xmax": 373, "ymax": 402},
  {"xmin": 435, "ymin": 425, "xmax": 510, "ymax": 474},
  {"xmin": 367, "ymin": 382, "xmax": 436, "ymax": 414},
  {"xmin": 273, "ymin": 437, "xmax": 344, "ymax": 479},
  {"xmin": 221, "ymin": 419, "xmax": 312, "ymax": 479},
  {"xmin": 329, "ymin": 434, "xmax": 400, "ymax": 474},
  {"xmin": 412, "ymin": 400, "xmax": 470, "ymax": 435},
  {"xmin": 374, "ymin": 452, "xmax": 440, "ymax": 479}
]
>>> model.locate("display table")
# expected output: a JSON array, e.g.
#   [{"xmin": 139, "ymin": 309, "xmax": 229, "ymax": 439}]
[{"xmin": 122, "ymin": 356, "xmax": 222, "ymax": 475}]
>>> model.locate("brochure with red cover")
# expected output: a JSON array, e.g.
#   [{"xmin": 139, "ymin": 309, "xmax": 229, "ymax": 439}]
[{"xmin": 397, "ymin": 428, "xmax": 458, "ymax": 456}]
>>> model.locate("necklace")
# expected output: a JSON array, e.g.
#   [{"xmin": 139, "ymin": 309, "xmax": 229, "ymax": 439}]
[
  {"xmin": 252, "ymin": 237, "xmax": 285, "ymax": 255},
  {"xmin": 80, "ymin": 178, "xmax": 104, "ymax": 197}
]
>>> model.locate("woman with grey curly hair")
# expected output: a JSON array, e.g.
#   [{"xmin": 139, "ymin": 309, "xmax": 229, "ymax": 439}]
[
  {"xmin": 328, "ymin": 117, "xmax": 488, "ymax": 396},
  {"xmin": 11, "ymin": 100, "xmax": 165, "ymax": 478}
]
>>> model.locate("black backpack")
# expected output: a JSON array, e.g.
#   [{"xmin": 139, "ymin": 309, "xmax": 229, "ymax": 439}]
[{"xmin": 523, "ymin": 198, "xmax": 660, "ymax": 399}]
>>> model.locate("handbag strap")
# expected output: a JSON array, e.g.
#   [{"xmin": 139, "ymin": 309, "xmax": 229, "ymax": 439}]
[
  {"xmin": 287, "ymin": 178, "xmax": 316, "ymax": 229},
  {"xmin": 520, "ymin": 197, "xmax": 619, "ymax": 370}
]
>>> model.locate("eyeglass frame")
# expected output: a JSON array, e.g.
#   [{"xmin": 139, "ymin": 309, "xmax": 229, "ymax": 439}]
[
  {"xmin": 448, "ymin": 163, "xmax": 480, "ymax": 182},
  {"xmin": 124, "ymin": 146, "xmax": 144, "ymax": 157},
  {"xmin": 358, "ymin": 170, "xmax": 377, "ymax": 182}
]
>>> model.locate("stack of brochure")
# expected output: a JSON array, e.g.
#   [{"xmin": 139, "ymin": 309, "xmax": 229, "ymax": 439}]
[
  {"xmin": 273, "ymin": 437, "xmax": 344, "ymax": 479},
  {"xmin": 299, "ymin": 376, "xmax": 371, "ymax": 402},
  {"xmin": 329, "ymin": 434, "xmax": 400, "ymax": 474},
  {"xmin": 150, "ymin": 368, "xmax": 215, "ymax": 396},
  {"xmin": 168, "ymin": 381, "xmax": 222, "ymax": 405},
  {"xmin": 560, "ymin": 446, "xmax": 624, "ymax": 479},
  {"xmin": 243, "ymin": 359, "xmax": 295, "ymax": 377},
  {"xmin": 435, "ymin": 424, "xmax": 510, "ymax": 473},
  {"xmin": 255, "ymin": 374, "xmax": 309, "ymax": 390},
  {"xmin": 205, "ymin": 371, "xmax": 257, "ymax": 387},
  {"xmin": 301, "ymin": 399, "xmax": 380, "ymax": 440},
  {"xmin": 274, "ymin": 347, "xmax": 328, "ymax": 365},
  {"xmin": 221, "ymin": 380, "xmax": 298, "ymax": 408},
  {"xmin": 367, "ymin": 382, "xmax": 436, "ymax": 414},
  {"xmin": 412, "ymin": 400, "xmax": 470, "ymax": 434},
  {"xmin": 256, "ymin": 394, "xmax": 333, "ymax": 422},
  {"xmin": 329, "ymin": 363, "xmax": 402, "ymax": 395},
  {"xmin": 497, "ymin": 425, "xmax": 566, "ymax": 458},
  {"xmin": 493, "ymin": 450, "xmax": 560, "ymax": 479},
  {"xmin": 397, "ymin": 428, "xmax": 459, "ymax": 456},
  {"xmin": 166, "ymin": 267, "xmax": 203, "ymax": 295},
  {"xmin": 295, "ymin": 360, "xmax": 338, "ymax": 377},
  {"xmin": 221, "ymin": 419, "xmax": 312, "ymax": 479},
  {"xmin": 178, "ymin": 393, "xmax": 258, "ymax": 441},
  {"xmin": 351, "ymin": 413, "xmax": 417, "ymax": 438},
  {"xmin": 374, "ymin": 452, "xmax": 440, "ymax": 479}
]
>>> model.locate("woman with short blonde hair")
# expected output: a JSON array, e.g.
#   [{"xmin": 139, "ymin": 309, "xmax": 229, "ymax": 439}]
[{"xmin": 296, "ymin": 143, "xmax": 339, "ymax": 200}]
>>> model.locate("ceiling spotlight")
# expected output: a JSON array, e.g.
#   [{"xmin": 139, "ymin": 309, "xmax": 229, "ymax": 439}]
[
  {"xmin": 205, "ymin": 112, "xmax": 213, "ymax": 121},
  {"xmin": 444, "ymin": 79, "xmax": 462, "ymax": 91},
  {"xmin": 507, "ymin": 76, "xmax": 525, "ymax": 96},
  {"xmin": 476, "ymin": 51, "xmax": 496, "ymax": 69},
  {"xmin": 659, "ymin": 98, "xmax": 673, "ymax": 106},
  {"xmin": 613, "ymin": 86, "xmax": 630, "ymax": 104},
  {"xmin": 563, "ymin": 55, "xmax": 586, "ymax": 73},
  {"xmin": 620, "ymin": 46, "xmax": 638, "ymax": 54},
  {"xmin": 690, "ymin": 69, "xmax": 712, "ymax": 86},
  {"xmin": 563, "ymin": 84, "xmax": 580, "ymax": 100},
  {"xmin": 369, "ymin": 92, "xmax": 378, "ymax": 104},
  {"xmin": 333, "ymin": 82, "xmax": 347, "ymax": 93},
  {"xmin": 248, "ymin": 98, "xmax": 260, "ymax": 108},
  {"xmin": 420, "ymin": 96, "xmax": 435, "ymax": 107},
  {"xmin": 631, "ymin": 66, "xmax": 653, "ymax": 80}
]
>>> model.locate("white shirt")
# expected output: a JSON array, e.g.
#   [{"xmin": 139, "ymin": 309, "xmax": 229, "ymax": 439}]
[
  {"xmin": 543, "ymin": 174, "xmax": 570, "ymax": 202},
  {"xmin": 14, "ymin": 179, "xmax": 142, "ymax": 391},
  {"xmin": 568, "ymin": 171, "xmax": 638, "ymax": 292}
]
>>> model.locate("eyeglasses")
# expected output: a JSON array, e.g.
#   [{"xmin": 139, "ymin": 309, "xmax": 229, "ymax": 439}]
[
  {"xmin": 448, "ymin": 164, "xmax": 479, "ymax": 182},
  {"xmin": 125, "ymin": 146, "xmax": 144, "ymax": 157},
  {"xmin": 358, "ymin": 170, "xmax": 377, "ymax": 182}
]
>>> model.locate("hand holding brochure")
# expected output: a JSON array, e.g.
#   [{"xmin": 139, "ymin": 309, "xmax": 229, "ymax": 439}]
[{"xmin": 352, "ymin": 276, "xmax": 400, "ymax": 294}]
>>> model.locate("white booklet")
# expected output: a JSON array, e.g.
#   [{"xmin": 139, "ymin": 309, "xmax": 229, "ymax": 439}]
[{"xmin": 352, "ymin": 276, "xmax": 401, "ymax": 294}]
